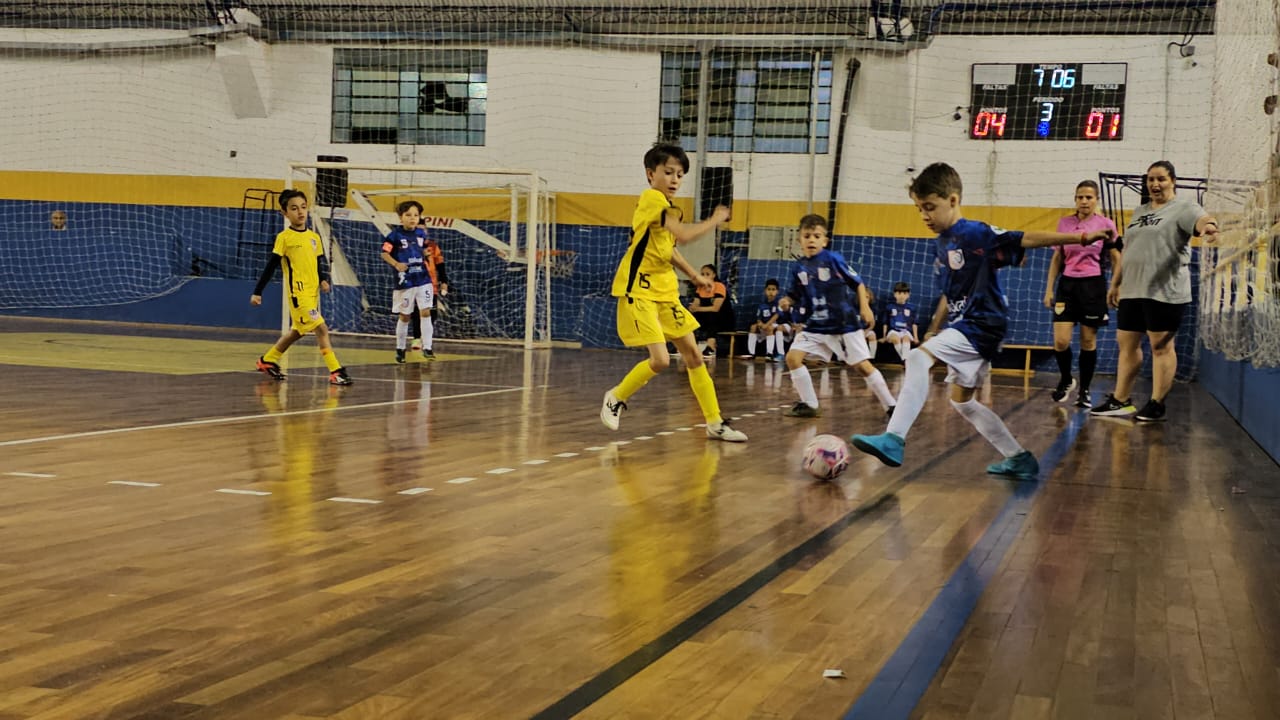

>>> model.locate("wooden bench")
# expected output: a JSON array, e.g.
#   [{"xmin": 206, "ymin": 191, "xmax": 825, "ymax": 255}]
[
  {"xmin": 717, "ymin": 330, "xmax": 750, "ymax": 358},
  {"xmin": 1002, "ymin": 344, "xmax": 1055, "ymax": 377}
]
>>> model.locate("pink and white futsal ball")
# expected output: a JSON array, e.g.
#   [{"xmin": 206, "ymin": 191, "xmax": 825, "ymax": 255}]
[{"xmin": 801, "ymin": 434, "xmax": 851, "ymax": 480}]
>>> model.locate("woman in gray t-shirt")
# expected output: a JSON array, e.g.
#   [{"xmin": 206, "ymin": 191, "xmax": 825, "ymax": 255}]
[{"xmin": 1090, "ymin": 160, "xmax": 1219, "ymax": 422}]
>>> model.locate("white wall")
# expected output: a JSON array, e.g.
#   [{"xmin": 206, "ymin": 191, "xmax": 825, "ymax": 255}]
[{"xmin": 0, "ymin": 29, "xmax": 1215, "ymax": 209}]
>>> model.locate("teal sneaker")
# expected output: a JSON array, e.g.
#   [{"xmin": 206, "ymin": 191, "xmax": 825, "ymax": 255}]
[
  {"xmin": 850, "ymin": 432, "xmax": 905, "ymax": 467},
  {"xmin": 986, "ymin": 450, "xmax": 1039, "ymax": 481}
]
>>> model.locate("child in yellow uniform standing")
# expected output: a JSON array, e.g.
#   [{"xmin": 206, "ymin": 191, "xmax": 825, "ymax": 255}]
[
  {"xmin": 250, "ymin": 189, "xmax": 352, "ymax": 386},
  {"xmin": 600, "ymin": 142, "xmax": 745, "ymax": 442}
]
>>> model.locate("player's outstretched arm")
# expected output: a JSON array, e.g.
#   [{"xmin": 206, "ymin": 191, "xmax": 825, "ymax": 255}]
[
  {"xmin": 1022, "ymin": 228, "xmax": 1113, "ymax": 249},
  {"xmin": 666, "ymin": 205, "xmax": 730, "ymax": 245}
]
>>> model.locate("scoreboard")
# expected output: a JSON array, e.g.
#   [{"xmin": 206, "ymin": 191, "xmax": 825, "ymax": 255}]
[{"xmin": 969, "ymin": 63, "xmax": 1127, "ymax": 141}]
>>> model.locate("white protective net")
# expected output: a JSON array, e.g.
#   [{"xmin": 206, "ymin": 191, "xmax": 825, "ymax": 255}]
[
  {"xmin": 1200, "ymin": 0, "xmax": 1280, "ymax": 368},
  {"xmin": 0, "ymin": 1, "xmax": 1223, "ymax": 376}
]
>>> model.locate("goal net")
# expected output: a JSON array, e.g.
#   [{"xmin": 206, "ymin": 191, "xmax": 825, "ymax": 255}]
[
  {"xmin": 284, "ymin": 162, "xmax": 558, "ymax": 349},
  {"xmin": 1199, "ymin": 0, "xmax": 1280, "ymax": 368}
]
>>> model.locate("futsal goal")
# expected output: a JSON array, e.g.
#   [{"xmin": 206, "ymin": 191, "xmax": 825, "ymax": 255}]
[{"xmin": 285, "ymin": 161, "xmax": 560, "ymax": 349}]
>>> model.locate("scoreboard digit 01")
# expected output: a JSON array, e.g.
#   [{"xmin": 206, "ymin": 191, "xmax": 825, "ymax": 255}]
[{"xmin": 969, "ymin": 62, "xmax": 1127, "ymax": 141}]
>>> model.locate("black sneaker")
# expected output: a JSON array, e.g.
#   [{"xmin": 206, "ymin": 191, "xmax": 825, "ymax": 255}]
[
  {"xmin": 1090, "ymin": 394, "xmax": 1136, "ymax": 416},
  {"xmin": 783, "ymin": 401, "xmax": 821, "ymax": 418},
  {"xmin": 1074, "ymin": 389, "xmax": 1092, "ymax": 409},
  {"xmin": 1051, "ymin": 377, "xmax": 1076, "ymax": 403},
  {"xmin": 329, "ymin": 367, "xmax": 353, "ymax": 386},
  {"xmin": 395, "ymin": 349, "xmax": 406, "ymax": 364},
  {"xmin": 1135, "ymin": 399, "xmax": 1167, "ymax": 422},
  {"xmin": 256, "ymin": 356, "xmax": 285, "ymax": 381},
  {"xmin": 423, "ymin": 348, "xmax": 436, "ymax": 361}
]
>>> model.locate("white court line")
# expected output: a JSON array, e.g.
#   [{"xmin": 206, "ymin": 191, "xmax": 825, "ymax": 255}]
[
  {"xmin": 0, "ymin": 386, "xmax": 523, "ymax": 448},
  {"xmin": 447, "ymin": 477, "xmax": 476, "ymax": 484},
  {"xmin": 327, "ymin": 497, "xmax": 381, "ymax": 505},
  {"xmin": 487, "ymin": 467, "xmax": 515, "ymax": 475},
  {"xmin": 633, "ymin": 436, "xmax": 653, "ymax": 441},
  {"xmin": 584, "ymin": 446, "xmax": 606, "ymax": 451},
  {"xmin": 5, "ymin": 471, "xmax": 56, "ymax": 478},
  {"xmin": 216, "ymin": 488, "xmax": 271, "ymax": 497},
  {"xmin": 398, "ymin": 487, "xmax": 432, "ymax": 495},
  {"xmin": 108, "ymin": 480, "xmax": 160, "ymax": 488},
  {"xmin": 553, "ymin": 452, "xmax": 579, "ymax": 458},
  {"xmin": 523, "ymin": 459, "xmax": 548, "ymax": 465},
  {"xmin": 656, "ymin": 432, "xmax": 674, "ymax": 436},
  {"xmin": 675, "ymin": 427, "xmax": 692, "ymax": 432}
]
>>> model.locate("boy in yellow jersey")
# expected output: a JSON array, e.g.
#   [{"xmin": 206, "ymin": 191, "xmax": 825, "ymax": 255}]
[
  {"xmin": 601, "ymin": 142, "xmax": 745, "ymax": 442},
  {"xmin": 249, "ymin": 189, "xmax": 352, "ymax": 385}
]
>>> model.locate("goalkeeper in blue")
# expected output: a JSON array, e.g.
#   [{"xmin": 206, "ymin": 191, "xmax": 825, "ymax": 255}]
[{"xmin": 851, "ymin": 163, "xmax": 1113, "ymax": 481}]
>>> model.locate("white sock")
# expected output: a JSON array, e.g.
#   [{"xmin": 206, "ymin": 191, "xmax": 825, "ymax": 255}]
[
  {"xmin": 867, "ymin": 335, "xmax": 878, "ymax": 358},
  {"xmin": 765, "ymin": 333, "xmax": 775, "ymax": 355},
  {"xmin": 395, "ymin": 318, "xmax": 409, "ymax": 350},
  {"xmin": 421, "ymin": 315, "xmax": 434, "ymax": 350},
  {"xmin": 900, "ymin": 340, "xmax": 912, "ymax": 360},
  {"xmin": 950, "ymin": 397, "xmax": 1023, "ymax": 457},
  {"xmin": 774, "ymin": 332, "xmax": 784, "ymax": 353},
  {"xmin": 790, "ymin": 365, "xmax": 819, "ymax": 408},
  {"xmin": 747, "ymin": 334, "xmax": 758, "ymax": 355},
  {"xmin": 886, "ymin": 348, "xmax": 934, "ymax": 439},
  {"xmin": 863, "ymin": 369, "xmax": 897, "ymax": 410}
]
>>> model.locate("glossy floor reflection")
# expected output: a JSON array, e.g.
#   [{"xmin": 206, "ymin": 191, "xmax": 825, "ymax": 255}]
[{"xmin": 0, "ymin": 317, "xmax": 1276, "ymax": 720}]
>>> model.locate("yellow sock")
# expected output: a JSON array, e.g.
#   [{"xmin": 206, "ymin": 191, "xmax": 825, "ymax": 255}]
[
  {"xmin": 687, "ymin": 364, "xmax": 722, "ymax": 425},
  {"xmin": 321, "ymin": 348, "xmax": 341, "ymax": 372},
  {"xmin": 263, "ymin": 347, "xmax": 283, "ymax": 364},
  {"xmin": 614, "ymin": 360, "xmax": 658, "ymax": 402}
]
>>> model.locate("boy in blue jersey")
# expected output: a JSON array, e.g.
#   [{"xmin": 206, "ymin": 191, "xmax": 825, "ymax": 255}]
[
  {"xmin": 381, "ymin": 200, "xmax": 438, "ymax": 363},
  {"xmin": 851, "ymin": 163, "xmax": 1114, "ymax": 480},
  {"xmin": 882, "ymin": 281, "xmax": 919, "ymax": 361},
  {"xmin": 250, "ymin": 189, "xmax": 352, "ymax": 385},
  {"xmin": 777, "ymin": 214, "xmax": 897, "ymax": 419},
  {"xmin": 741, "ymin": 278, "xmax": 782, "ymax": 360}
]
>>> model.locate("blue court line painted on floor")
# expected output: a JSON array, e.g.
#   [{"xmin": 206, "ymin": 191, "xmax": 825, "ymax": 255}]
[
  {"xmin": 842, "ymin": 409, "xmax": 1089, "ymax": 720},
  {"xmin": 529, "ymin": 396, "xmax": 1038, "ymax": 720}
]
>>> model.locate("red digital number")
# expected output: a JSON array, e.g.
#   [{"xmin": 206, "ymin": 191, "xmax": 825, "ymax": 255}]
[
  {"xmin": 1083, "ymin": 111, "xmax": 1122, "ymax": 139},
  {"xmin": 1084, "ymin": 111, "xmax": 1104, "ymax": 138},
  {"xmin": 972, "ymin": 111, "xmax": 1007, "ymax": 138}
]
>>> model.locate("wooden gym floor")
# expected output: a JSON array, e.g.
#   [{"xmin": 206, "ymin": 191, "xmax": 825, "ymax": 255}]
[{"xmin": 0, "ymin": 315, "xmax": 1277, "ymax": 720}]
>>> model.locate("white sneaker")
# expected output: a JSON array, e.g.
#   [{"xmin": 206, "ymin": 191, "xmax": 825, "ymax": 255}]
[
  {"xmin": 600, "ymin": 390, "xmax": 626, "ymax": 431},
  {"xmin": 706, "ymin": 420, "xmax": 747, "ymax": 442}
]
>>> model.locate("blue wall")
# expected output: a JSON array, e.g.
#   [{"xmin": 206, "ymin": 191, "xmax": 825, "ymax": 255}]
[
  {"xmin": 1197, "ymin": 349, "xmax": 1280, "ymax": 464},
  {"xmin": 0, "ymin": 199, "xmax": 1199, "ymax": 380}
]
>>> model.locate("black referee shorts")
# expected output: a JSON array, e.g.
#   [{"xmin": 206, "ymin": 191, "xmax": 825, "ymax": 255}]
[{"xmin": 1051, "ymin": 275, "xmax": 1109, "ymax": 327}]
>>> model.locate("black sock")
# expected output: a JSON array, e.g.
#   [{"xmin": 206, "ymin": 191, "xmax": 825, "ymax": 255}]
[
  {"xmin": 1079, "ymin": 349, "xmax": 1097, "ymax": 391},
  {"xmin": 1055, "ymin": 349, "xmax": 1073, "ymax": 385}
]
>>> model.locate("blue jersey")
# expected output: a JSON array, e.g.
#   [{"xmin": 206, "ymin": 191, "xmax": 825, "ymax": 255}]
[
  {"xmin": 785, "ymin": 248, "xmax": 865, "ymax": 335},
  {"xmin": 382, "ymin": 226, "xmax": 433, "ymax": 290},
  {"xmin": 932, "ymin": 218, "xmax": 1025, "ymax": 359},
  {"xmin": 754, "ymin": 300, "xmax": 779, "ymax": 324},
  {"xmin": 884, "ymin": 302, "xmax": 917, "ymax": 333}
]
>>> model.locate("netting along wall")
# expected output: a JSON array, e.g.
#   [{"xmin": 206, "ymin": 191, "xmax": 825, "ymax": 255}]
[
  {"xmin": 0, "ymin": 2, "xmax": 1220, "ymax": 366},
  {"xmin": 285, "ymin": 163, "xmax": 555, "ymax": 348},
  {"xmin": 1200, "ymin": 0, "xmax": 1280, "ymax": 368}
]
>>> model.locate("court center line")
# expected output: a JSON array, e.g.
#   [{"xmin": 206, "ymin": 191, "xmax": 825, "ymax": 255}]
[
  {"xmin": 0, "ymin": 386, "xmax": 523, "ymax": 448},
  {"xmin": 528, "ymin": 398, "xmax": 1030, "ymax": 720},
  {"xmin": 842, "ymin": 408, "xmax": 1088, "ymax": 720}
]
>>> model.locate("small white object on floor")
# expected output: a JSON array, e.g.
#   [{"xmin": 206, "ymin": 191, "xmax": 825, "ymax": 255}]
[{"xmin": 823, "ymin": 668, "xmax": 846, "ymax": 679}]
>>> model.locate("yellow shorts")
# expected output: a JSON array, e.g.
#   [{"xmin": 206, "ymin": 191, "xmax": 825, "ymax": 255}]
[
  {"xmin": 289, "ymin": 296, "xmax": 326, "ymax": 334},
  {"xmin": 616, "ymin": 296, "xmax": 699, "ymax": 347}
]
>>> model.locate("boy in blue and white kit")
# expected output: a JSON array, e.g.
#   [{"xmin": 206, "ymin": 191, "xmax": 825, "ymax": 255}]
[
  {"xmin": 742, "ymin": 279, "xmax": 783, "ymax": 361},
  {"xmin": 778, "ymin": 214, "xmax": 897, "ymax": 419},
  {"xmin": 852, "ymin": 163, "xmax": 1114, "ymax": 480},
  {"xmin": 882, "ymin": 281, "xmax": 919, "ymax": 361},
  {"xmin": 380, "ymin": 200, "xmax": 436, "ymax": 363}
]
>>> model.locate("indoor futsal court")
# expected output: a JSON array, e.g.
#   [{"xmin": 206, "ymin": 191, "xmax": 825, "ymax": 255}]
[
  {"xmin": 4, "ymin": 0, "xmax": 1280, "ymax": 719},
  {"xmin": 0, "ymin": 314, "xmax": 1277, "ymax": 719}
]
